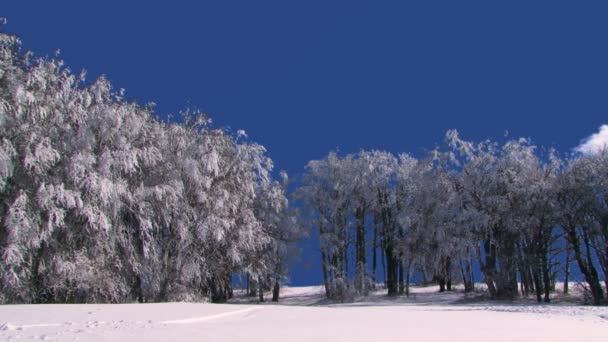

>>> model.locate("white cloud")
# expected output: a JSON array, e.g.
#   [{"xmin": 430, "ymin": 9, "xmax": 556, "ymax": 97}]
[{"xmin": 575, "ymin": 124, "xmax": 608, "ymax": 155}]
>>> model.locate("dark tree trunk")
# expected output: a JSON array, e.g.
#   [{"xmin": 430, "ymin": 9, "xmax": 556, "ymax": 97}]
[
  {"xmin": 226, "ymin": 285, "xmax": 233, "ymax": 300},
  {"xmin": 379, "ymin": 191, "xmax": 391, "ymax": 291},
  {"xmin": 582, "ymin": 230, "xmax": 604, "ymax": 304},
  {"xmin": 134, "ymin": 276, "xmax": 144, "ymax": 303},
  {"xmin": 460, "ymin": 257, "xmax": 474, "ymax": 292},
  {"xmin": 480, "ymin": 239, "xmax": 498, "ymax": 298},
  {"xmin": 386, "ymin": 246, "xmax": 399, "ymax": 296},
  {"xmin": 598, "ymin": 218, "xmax": 608, "ymax": 292},
  {"xmin": 519, "ymin": 264, "xmax": 534, "ymax": 297},
  {"xmin": 398, "ymin": 260, "xmax": 404, "ymax": 294},
  {"xmin": 518, "ymin": 240, "xmax": 533, "ymax": 297},
  {"xmin": 272, "ymin": 278, "xmax": 280, "ymax": 302},
  {"xmin": 210, "ymin": 277, "xmax": 227, "ymax": 303},
  {"xmin": 158, "ymin": 278, "xmax": 169, "ymax": 302},
  {"xmin": 355, "ymin": 206, "xmax": 366, "ymax": 293},
  {"xmin": 321, "ymin": 251, "xmax": 330, "ymax": 298},
  {"xmin": 382, "ymin": 247, "xmax": 387, "ymax": 289},
  {"xmin": 532, "ymin": 267, "xmax": 543, "ymax": 303},
  {"xmin": 563, "ymin": 244, "xmax": 570, "ymax": 294},
  {"xmin": 248, "ymin": 276, "xmax": 258, "ymax": 297},
  {"xmin": 31, "ymin": 242, "xmax": 47, "ymax": 303},
  {"xmin": 224, "ymin": 274, "xmax": 233, "ymax": 300},
  {"xmin": 319, "ymin": 215, "xmax": 331, "ymax": 299},
  {"xmin": 372, "ymin": 214, "xmax": 379, "ymax": 288},
  {"xmin": 527, "ymin": 267, "xmax": 536, "ymax": 294},
  {"xmin": 567, "ymin": 225, "xmax": 604, "ymax": 305},
  {"xmin": 397, "ymin": 222, "xmax": 405, "ymax": 295},
  {"xmin": 494, "ymin": 230, "xmax": 519, "ymax": 300},
  {"xmin": 460, "ymin": 260, "xmax": 469, "ymax": 292},
  {"xmin": 339, "ymin": 210, "xmax": 348, "ymax": 281},
  {"xmin": 469, "ymin": 257, "xmax": 475, "ymax": 290},
  {"xmin": 445, "ymin": 257, "xmax": 452, "ymax": 291},
  {"xmin": 541, "ymin": 245, "xmax": 551, "ymax": 303},
  {"xmin": 592, "ymin": 233, "xmax": 608, "ymax": 292},
  {"xmin": 405, "ymin": 259, "xmax": 412, "ymax": 297},
  {"xmin": 258, "ymin": 277, "xmax": 265, "ymax": 302},
  {"xmin": 438, "ymin": 276, "xmax": 446, "ymax": 292}
]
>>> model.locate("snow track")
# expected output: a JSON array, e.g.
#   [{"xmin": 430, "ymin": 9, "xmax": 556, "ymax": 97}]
[
  {"xmin": 161, "ymin": 306, "xmax": 262, "ymax": 324},
  {"xmin": 1, "ymin": 286, "xmax": 607, "ymax": 341}
]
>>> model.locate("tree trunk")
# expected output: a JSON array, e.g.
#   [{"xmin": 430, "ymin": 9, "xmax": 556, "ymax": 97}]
[
  {"xmin": 445, "ymin": 257, "xmax": 452, "ymax": 291},
  {"xmin": 519, "ymin": 266, "xmax": 533, "ymax": 297},
  {"xmin": 541, "ymin": 244, "xmax": 551, "ymax": 303},
  {"xmin": 567, "ymin": 225, "xmax": 604, "ymax": 305},
  {"xmin": 272, "ymin": 278, "xmax": 280, "ymax": 302},
  {"xmin": 134, "ymin": 276, "xmax": 144, "ymax": 303},
  {"xmin": 532, "ymin": 267, "xmax": 543, "ymax": 303},
  {"xmin": 480, "ymin": 239, "xmax": 498, "ymax": 298},
  {"xmin": 382, "ymin": 247, "xmax": 387, "ymax": 289},
  {"xmin": 468, "ymin": 257, "xmax": 475, "ymax": 290},
  {"xmin": 494, "ymin": 230, "xmax": 519, "ymax": 299},
  {"xmin": 258, "ymin": 277, "xmax": 265, "ymax": 302},
  {"xmin": 355, "ymin": 206, "xmax": 366, "ymax": 293},
  {"xmin": 210, "ymin": 277, "xmax": 227, "ymax": 303},
  {"xmin": 438, "ymin": 276, "xmax": 446, "ymax": 292},
  {"xmin": 319, "ymin": 215, "xmax": 331, "ymax": 299},
  {"xmin": 405, "ymin": 259, "xmax": 412, "ymax": 297},
  {"xmin": 321, "ymin": 251, "xmax": 330, "ymax": 298},
  {"xmin": 339, "ymin": 210, "xmax": 348, "ymax": 281},
  {"xmin": 372, "ymin": 214, "xmax": 378, "ymax": 288},
  {"xmin": 460, "ymin": 261, "xmax": 469, "ymax": 292},
  {"xmin": 31, "ymin": 242, "xmax": 47, "ymax": 303},
  {"xmin": 460, "ymin": 257, "xmax": 474, "ymax": 292},
  {"xmin": 398, "ymin": 259, "xmax": 404, "ymax": 294},
  {"xmin": 597, "ymin": 218, "xmax": 608, "ymax": 292},
  {"xmin": 386, "ymin": 246, "xmax": 398, "ymax": 296},
  {"xmin": 563, "ymin": 244, "xmax": 570, "ymax": 294},
  {"xmin": 248, "ymin": 276, "xmax": 258, "ymax": 297}
]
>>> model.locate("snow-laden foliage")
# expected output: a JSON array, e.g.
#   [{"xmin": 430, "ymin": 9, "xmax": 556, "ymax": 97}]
[
  {"xmin": 0, "ymin": 32, "xmax": 300, "ymax": 304},
  {"xmin": 298, "ymin": 132, "xmax": 607, "ymax": 305}
]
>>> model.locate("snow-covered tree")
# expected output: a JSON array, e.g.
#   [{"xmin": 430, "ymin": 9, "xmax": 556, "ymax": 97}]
[
  {"xmin": 0, "ymin": 30, "xmax": 294, "ymax": 304},
  {"xmin": 556, "ymin": 150, "xmax": 606, "ymax": 305}
]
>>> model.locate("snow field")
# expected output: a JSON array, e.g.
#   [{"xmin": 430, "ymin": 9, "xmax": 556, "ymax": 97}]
[{"xmin": 1, "ymin": 285, "xmax": 606, "ymax": 342}]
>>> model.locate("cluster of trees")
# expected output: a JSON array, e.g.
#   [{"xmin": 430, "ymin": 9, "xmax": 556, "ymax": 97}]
[
  {"xmin": 1, "ymin": 26, "xmax": 606, "ymax": 307},
  {"xmin": 0, "ymin": 31, "xmax": 300, "ymax": 304},
  {"xmin": 298, "ymin": 132, "xmax": 608, "ymax": 305}
]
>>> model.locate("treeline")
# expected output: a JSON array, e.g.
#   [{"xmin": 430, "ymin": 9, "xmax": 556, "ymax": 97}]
[
  {"xmin": 1, "ymin": 28, "xmax": 606, "ymax": 307},
  {"xmin": 297, "ymin": 132, "xmax": 608, "ymax": 305},
  {"xmin": 0, "ymin": 32, "xmax": 300, "ymax": 303}
]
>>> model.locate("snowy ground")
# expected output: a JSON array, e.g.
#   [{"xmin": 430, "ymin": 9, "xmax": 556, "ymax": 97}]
[{"xmin": 1, "ymin": 284, "xmax": 607, "ymax": 341}]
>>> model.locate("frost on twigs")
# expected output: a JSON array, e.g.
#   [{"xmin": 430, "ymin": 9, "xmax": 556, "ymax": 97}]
[
  {"xmin": 0, "ymin": 31, "xmax": 301, "ymax": 304},
  {"xmin": 297, "ymin": 130, "xmax": 608, "ymax": 305}
]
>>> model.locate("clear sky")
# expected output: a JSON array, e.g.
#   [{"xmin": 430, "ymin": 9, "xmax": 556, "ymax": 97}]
[{"xmin": 4, "ymin": 1, "xmax": 607, "ymax": 285}]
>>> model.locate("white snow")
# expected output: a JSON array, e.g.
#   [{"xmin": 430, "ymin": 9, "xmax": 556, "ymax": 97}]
[
  {"xmin": 161, "ymin": 307, "xmax": 263, "ymax": 324},
  {"xmin": 1, "ymin": 284, "xmax": 606, "ymax": 341}
]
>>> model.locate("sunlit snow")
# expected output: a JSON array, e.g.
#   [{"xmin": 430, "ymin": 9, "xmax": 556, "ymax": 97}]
[{"xmin": 1, "ymin": 284, "xmax": 607, "ymax": 342}]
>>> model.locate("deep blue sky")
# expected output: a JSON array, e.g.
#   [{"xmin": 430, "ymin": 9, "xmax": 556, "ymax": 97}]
[{"xmin": 4, "ymin": 1, "xmax": 607, "ymax": 285}]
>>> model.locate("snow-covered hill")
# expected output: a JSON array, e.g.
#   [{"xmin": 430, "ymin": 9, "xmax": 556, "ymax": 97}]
[{"xmin": 1, "ymin": 284, "xmax": 607, "ymax": 341}]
